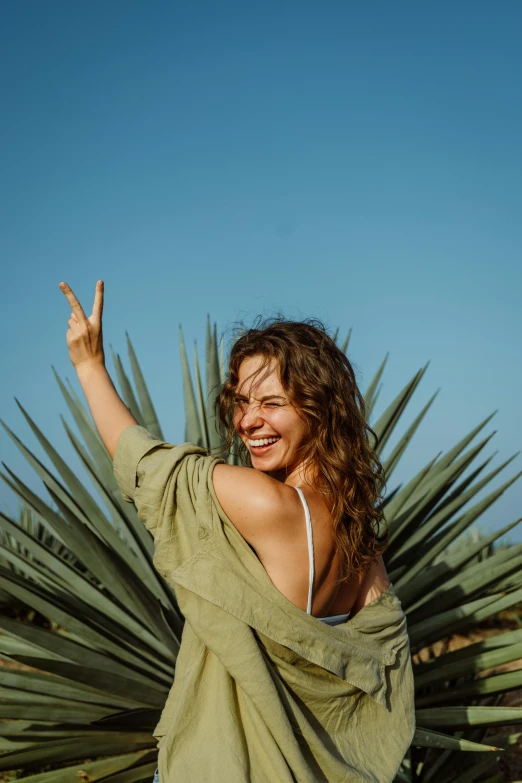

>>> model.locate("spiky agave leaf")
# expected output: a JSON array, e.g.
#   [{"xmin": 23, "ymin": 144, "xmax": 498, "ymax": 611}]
[
  {"xmin": 0, "ymin": 323, "xmax": 520, "ymax": 782},
  {"xmin": 126, "ymin": 332, "xmax": 163, "ymax": 440},
  {"xmin": 205, "ymin": 317, "xmax": 224, "ymax": 453}
]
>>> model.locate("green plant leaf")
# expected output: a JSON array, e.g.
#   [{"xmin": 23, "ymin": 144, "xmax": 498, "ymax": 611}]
[
  {"xmin": 413, "ymin": 727, "xmax": 500, "ymax": 751},
  {"xmin": 416, "ymin": 706, "xmax": 522, "ymax": 729},
  {"xmin": 372, "ymin": 365, "xmax": 428, "ymax": 454},
  {"xmin": 126, "ymin": 333, "xmax": 163, "ymax": 439},
  {"xmin": 179, "ymin": 327, "xmax": 202, "ymax": 445}
]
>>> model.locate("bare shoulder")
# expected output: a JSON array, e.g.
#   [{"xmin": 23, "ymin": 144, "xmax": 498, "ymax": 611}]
[
  {"xmin": 212, "ymin": 463, "xmax": 302, "ymax": 550},
  {"xmin": 351, "ymin": 556, "xmax": 391, "ymax": 614}
]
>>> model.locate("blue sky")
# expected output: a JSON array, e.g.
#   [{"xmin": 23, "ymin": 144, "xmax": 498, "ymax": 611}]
[{"xmin": 1, "ymin": 0, "xmax": 521, "ymax": 541}]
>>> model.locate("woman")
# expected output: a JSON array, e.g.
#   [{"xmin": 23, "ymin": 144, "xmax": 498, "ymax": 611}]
[{"xmin": 60, "ymin": 280, "xmax": 415, "ymax": 783}]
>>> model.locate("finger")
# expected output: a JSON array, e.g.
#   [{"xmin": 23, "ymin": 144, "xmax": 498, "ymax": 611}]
[
  {"xmin": 59, "ymin": 282, "xmax": 87, "ymax": 323},
  {"xmin": 91, "ymin": 280, "xmax": 104, "ymax": 323}
]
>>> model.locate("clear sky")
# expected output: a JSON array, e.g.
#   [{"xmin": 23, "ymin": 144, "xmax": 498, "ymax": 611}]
[{"xmin": 1, "ymin": 1, "xmax": 521, "ymax": 541}]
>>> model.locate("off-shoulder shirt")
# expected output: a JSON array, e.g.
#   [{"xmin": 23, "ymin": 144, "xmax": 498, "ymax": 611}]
[{"xmin": 113, "ymin": 425, "xmax": 415, "ymax": 783}]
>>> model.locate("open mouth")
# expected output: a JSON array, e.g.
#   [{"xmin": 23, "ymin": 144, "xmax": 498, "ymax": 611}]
[{"xmin": 248, "ymin": 436, "xmax": 281, "ymax": 455}]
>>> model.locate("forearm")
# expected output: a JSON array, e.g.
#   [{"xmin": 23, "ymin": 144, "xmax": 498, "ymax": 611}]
[{"xmin": 76, "ymin": 362, "xmax": 138, "ymax": 459}]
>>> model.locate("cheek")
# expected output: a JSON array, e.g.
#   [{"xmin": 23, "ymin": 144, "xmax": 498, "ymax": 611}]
[
  {"xmin": 270, "ymin": 411, "xmax": 303, "ymax": 438},
  {"xmin": 266, "ymin": 410, "xmax": 287, "ymax": 431}
]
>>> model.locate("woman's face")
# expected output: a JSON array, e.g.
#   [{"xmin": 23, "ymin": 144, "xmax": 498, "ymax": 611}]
[{"xmin": 233, "ymin": 354, "xmax": 311, "ymax": 479}]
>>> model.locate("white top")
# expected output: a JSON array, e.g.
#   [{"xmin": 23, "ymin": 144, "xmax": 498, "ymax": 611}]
[{"xmin": 294, "ymin": 486, "xmax": 351, "ymax": 626}]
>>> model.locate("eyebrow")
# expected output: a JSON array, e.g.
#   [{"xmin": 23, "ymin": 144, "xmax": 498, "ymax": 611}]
[{"xmin": 234, "ymin": 394, "xmax": 287, "ymax": 402}]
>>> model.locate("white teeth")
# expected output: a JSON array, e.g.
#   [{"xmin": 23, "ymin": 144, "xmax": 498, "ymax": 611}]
[{"xmin": 248, "ymin": 437, "xmax": 280, "ymax": 447}]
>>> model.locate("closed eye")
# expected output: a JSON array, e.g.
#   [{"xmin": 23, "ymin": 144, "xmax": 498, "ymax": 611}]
[{"xmin": 233, "ymin": 396, "xmax": 288, "ymax": 409}]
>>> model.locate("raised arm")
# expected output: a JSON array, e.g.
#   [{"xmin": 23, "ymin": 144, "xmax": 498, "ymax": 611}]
[{"xmin": 59, "ymin": 280, "xmax": 137, "ymax": 458}]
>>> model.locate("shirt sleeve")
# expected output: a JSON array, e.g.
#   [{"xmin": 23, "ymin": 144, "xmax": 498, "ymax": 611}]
[{"xmin": 113, "ymin": 425, "xmax": 221, "ymax": 571}]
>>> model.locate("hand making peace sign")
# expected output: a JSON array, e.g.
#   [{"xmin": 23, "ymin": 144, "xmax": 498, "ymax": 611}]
[{"xmin": 59, "ymin": 280, "xmax": 105, "ymax": 370}]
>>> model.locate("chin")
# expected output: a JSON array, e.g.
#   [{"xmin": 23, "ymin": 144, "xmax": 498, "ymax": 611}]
[
  {"xmin": 250, "ymin": 455, "xmax": 279, "ymax": 472},
  {"xmin": 250, "ymin": 455, "xmax": 273, "ymax": 468}
]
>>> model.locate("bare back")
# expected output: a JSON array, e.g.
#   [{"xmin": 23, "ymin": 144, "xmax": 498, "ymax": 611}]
[
  {"xmin": 213, "ymin": 464, "xmax": 390, "ymax": 619},
  {"xmin": 254, "ymin": 486, "xmax": 358, "ymax": 616}
]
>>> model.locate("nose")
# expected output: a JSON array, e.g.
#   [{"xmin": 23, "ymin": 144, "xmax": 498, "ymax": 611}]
[{"xmin": 238, "ymin": 401, "xmax": 263, "ymax": 432}]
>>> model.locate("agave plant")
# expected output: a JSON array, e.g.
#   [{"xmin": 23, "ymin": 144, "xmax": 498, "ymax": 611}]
[{"xmin": 0, "ymin": 321, "xmax": 520, "ymax": 782}]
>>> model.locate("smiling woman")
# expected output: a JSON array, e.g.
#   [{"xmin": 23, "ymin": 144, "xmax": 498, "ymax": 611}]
[{"xmin": 59, "ymin": 282, "xmax": 415, "ymax": 783}]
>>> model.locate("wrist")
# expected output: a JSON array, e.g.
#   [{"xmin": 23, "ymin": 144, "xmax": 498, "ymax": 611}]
[{"xmin": 75, "ymin": 359, "xmax": 107, "ymax": 381}]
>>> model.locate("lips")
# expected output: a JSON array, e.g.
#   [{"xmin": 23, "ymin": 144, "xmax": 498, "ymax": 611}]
[
  {"xmin": 248, "ymin": 436, "xmax": 281, "ymax": 454},
  {"xmin": 248, "ymin": 436, "xmax": 280, "ymax": 447}
]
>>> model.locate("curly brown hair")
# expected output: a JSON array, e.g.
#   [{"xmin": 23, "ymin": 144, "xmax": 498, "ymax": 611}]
[{"xmin": 217, "ymin": 318, "xmax": 387, "ymax": 584}]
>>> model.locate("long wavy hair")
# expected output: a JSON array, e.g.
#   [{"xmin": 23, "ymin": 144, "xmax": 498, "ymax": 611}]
[{"xmin": 217, "ymin": 318, "xmax": 387, "ymax": 583}]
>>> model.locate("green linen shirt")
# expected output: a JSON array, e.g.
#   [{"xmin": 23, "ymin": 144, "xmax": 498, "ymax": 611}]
[{"xmin": 114, "ymin": 425, "xmax": 415, "ymax": 783}]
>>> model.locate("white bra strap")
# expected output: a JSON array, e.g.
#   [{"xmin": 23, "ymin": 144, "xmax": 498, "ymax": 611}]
[{"xmin": 294, "ymin": 487, "xmax": 314, "ymax": 615}]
